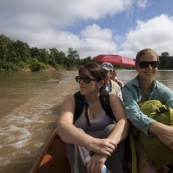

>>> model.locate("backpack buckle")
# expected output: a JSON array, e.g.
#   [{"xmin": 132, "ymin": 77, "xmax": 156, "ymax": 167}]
[{"xmin": 156, "ymin": 106, "xmax": 167, "ymax": 114}]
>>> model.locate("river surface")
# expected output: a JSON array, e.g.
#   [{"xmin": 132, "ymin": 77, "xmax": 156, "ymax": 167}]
[{"xmin": 0, "ymin": 70, "xmax": 173, "ymax": 173}]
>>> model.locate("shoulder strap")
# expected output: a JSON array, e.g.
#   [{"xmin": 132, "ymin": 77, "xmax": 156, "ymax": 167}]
[
  {"xmin": 99, "ymin": 89, "xmax": 115, "ymax": 121},
  {"xmin": 74, "ymin": 91, "xmax": 84, "ymax": 123},
  {"xmin": 74, "ymin": 90, "xmax": 115, "ymax": 123},
  {"xmin": 169, "ymin": 107, "xmax": 173, "ymax": 125},
  {"xmin": 129, "ymin": 131, "xmax": 149, "ymax": 173}
]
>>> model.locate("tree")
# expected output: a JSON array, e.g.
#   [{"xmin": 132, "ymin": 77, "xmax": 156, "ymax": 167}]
[
  {"xmin": 30, "ymin": 47, "xmax": 41, "ymax": 60},
  {"xmin": 39, "ymin": 48, "xmax": 50, "ymax": 64},
  {"xmin": 67, "ymin": 47, "xmax": 79, "ymax": 68},
  {"xmin": 29, "ymin": 58, "xmax": 47, "ymax": 71},
  {"xmin": 0, "ymin": 34, "xmax": 11, "ymax": 61},
  {"xmin": 14, "ymin": 40, "xmax": 31, "ymax": 62},
  {"xmin": 5, "ymin": 40, "xmax": 17, "ymax": 63},
  {"xmin": 49, "ymin": 48, "xmax": 66, "ymax": 66},
  {"xmin": 79, "ymin": 56, "xmax": 92, "ymax": 65},
  {"xmin": 164, "ymin": 56, "xmax": 173, "ymax": 69},
  {"xmin": 159, "ymin": 52, "xmax": 169, "ymax": 69}
]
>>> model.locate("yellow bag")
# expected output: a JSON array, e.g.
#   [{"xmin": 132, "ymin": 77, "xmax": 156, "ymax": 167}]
[{"xmin": 130, "ymin": 100, "xmax": 173, "ymax": 173}]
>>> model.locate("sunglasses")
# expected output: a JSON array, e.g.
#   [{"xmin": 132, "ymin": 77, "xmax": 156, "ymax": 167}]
[
  {"xmin": 75, "ymin": 76, "xmax": 98, "ymax": 84},
  {"xmin": 138, "ymin": 61, "xmax": 159, "ymax": 69}
]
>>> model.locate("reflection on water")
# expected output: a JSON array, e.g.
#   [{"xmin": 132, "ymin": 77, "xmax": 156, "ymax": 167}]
[{"xmin": 0, "ymin": 70, "xmax": 172, "ymax": 173}]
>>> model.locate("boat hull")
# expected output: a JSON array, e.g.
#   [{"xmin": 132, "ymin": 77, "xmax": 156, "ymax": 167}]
[{"xmin": 29, "ymin": 129, "xmax": 71, "ymax": 173}]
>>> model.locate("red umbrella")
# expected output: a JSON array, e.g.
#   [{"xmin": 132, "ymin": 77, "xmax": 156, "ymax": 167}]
[{"xmin": 93, "ymin": 54, "xmax": 135, "ymax": 67}]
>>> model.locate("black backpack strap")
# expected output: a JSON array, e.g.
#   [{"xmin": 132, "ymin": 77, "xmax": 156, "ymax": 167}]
[
  {"xmin": 74, "ymin": 90, "xmax": 115, "ymax": 125},
  {"xmin": 84, "ymin": 102, "xmax": 90, "ymax": 126},
  {"xmin": 74, "ymin": 91, "xmax": 91, "ymax": 126},
  {"xmin": 74, "ymin": 91, "xmax": 85, "ymax": 123},
  {"xmin": 99, "ymin": 89, "xmax": 115, "ymax": 121}
]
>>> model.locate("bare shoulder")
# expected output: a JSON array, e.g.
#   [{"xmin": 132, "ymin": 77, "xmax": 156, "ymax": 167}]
[
  {"xmin": 109, "ymin": 92, "xmax": 119, "ymax": 99},
  {"xmin": 67, "ymin": 94, "xmax": 74, "ymax": 99},
  {"xmin": 59, "ymin": 94, "xmax": 75, "ymax": 122},
  {"xmin": 109, "ymin": 92, "xmax": 123, "ymax": 107},
  {"xmin": 62, "ymin": 94, "xmax": 74, "ymax": 103},
  {"xmin": 109, "ymin": 92, "xmax": 126, "ymax": 120}
]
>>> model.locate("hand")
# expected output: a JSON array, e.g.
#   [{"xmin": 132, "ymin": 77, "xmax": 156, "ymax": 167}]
[
  {"xmin": 150, "ymin": 122, "xmax": 173, "ymax": 151},
  {"xmin": 88, "ymin": 138, "xmax": 117, "ymax": 156},
  {"xmin": 86, "ymin": 153, "xmax": 108, "ymax": 173},
  {"xmin": 156, "ymin": 124, "xmax": 173, "ymax": 151}
]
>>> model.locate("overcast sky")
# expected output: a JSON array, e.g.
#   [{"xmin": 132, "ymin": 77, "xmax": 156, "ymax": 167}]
[{"xmin": 1, "ymin": 0, "xmax": 173, "ymax": 59}]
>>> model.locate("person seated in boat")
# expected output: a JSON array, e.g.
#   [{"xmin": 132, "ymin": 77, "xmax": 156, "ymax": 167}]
[
  {"xmin": 122, "ymin": 48, "xmax": 173, "ymax": 173},
  {"xmin": 100, "ymin": 62, "xmax": 123, "ymax": 101},
  {"xmin": 57, "ymin": 62, "xmax": 131, "ymax": 173},
  {"xmin": 110, "ymin": 69, "xmax": 124, "ymax": 89}
]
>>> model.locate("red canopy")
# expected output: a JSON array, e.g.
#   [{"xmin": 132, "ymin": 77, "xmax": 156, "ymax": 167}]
[{"xmin": 93, "ymin": 54, "xmax": 135, "ymax": 67}]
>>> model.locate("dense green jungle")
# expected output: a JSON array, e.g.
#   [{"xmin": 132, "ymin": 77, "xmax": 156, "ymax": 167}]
[{"xmin": 0, "ymin": 34, "xmax": 173, "ymax": 72}]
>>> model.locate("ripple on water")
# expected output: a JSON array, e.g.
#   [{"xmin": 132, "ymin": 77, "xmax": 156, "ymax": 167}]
[{"xmin": 0, "ymin": 71, "xmax": 79, "ymax": 173}]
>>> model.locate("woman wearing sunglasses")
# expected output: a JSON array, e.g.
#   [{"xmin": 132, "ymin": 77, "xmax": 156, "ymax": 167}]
[
  {"xmin": 122, "ymin": 48, "xmax": 173, "ymax": 172},
  {"xmin": 57, "ymin": 62, "xmax": 131, "ymax": 173}
]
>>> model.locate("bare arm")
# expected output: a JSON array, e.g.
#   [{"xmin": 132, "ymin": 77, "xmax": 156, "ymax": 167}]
[
  {"xmin": 149, "ymin": 122, "xmax": 173, "ymax": 151},
  {"xmin": 57, "ymin": 95, "xmax": 116, "ymax": 156},
  {"xmin": 86, "ymin": 94, "xmax": 131, "ymax": 173},
  {"xmin": 107, "ymin": 93, "xmax": 131, "ymax": 145}
]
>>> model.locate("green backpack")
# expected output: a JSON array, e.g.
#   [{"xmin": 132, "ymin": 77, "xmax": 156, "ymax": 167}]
[{"xmin": 130, "ymin": 100, "xmax": 173, "ymax": 173}]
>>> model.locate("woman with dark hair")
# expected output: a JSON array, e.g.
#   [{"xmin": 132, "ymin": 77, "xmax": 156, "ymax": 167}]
[
  {"xmin": 122, "ymin": 48, "xmax": 173, "ymax": 172},
  {"xmin": 57, "ymin": 62, "xmax": 130, "ymax": 173}
]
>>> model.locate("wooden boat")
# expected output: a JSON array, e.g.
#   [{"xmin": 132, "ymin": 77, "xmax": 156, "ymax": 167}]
[
  {"xmin": 29, "ymin": 129, "xmax": 167, "ymax": 173},
  {"xmin": 29, "ymin": 129, "xmax": 71, "ymax": 173}
]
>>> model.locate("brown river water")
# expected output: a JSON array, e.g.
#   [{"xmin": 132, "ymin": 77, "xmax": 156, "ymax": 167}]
[{"xmin": 0, "ymin": 70, "xmax": 173, "ymax": 173}]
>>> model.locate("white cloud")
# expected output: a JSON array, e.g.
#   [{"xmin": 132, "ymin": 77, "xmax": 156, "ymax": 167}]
[
  {"xmin": 1, "ymin": 0, "xmax": 172, "ymax": 60},
  {"xmin": 136, "ymin": 0, "xmax": 150, "ymax": 8},
  {"xmin": 118, "ymin": 15, "xmax": 173, "ymax": 59},
  {"xmin": 0, "ymin": 0, "xmax": 135, "ymax": 58},
  {"xmin": 76, "ymin": 38, "xmax": 117, "ymax": 58},
  {"xmin": 81, "ymin": 24, "xmax": 112, "ymax": 40},
  {"xmin": 0, "ymin": 0, "xmax": 135, "ymax": 27}
]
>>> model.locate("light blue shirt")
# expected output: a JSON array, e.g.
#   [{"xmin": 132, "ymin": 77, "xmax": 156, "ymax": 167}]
[{"xmin": 122, "ymin": 76, "xmax": 173, "ymax": 135}]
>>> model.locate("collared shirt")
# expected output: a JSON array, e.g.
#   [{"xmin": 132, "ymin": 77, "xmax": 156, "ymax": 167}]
[{"xmin": 122, "ymin": 76, "xmax": 173, "ymax": 135}]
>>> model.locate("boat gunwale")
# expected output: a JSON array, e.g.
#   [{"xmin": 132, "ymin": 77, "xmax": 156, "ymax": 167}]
[{"xmin": 29, "ymin": 129, "xmax": 58, "ymax": 173}]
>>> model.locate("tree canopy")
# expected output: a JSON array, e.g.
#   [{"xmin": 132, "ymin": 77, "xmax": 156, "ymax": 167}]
[
  {"xmin": 0, "ymin": 34, "xmax": 173, "ymax": 72},
  {"xmin": 0, "ymin": 34, "xmax": 93, "ymax": 72}
]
